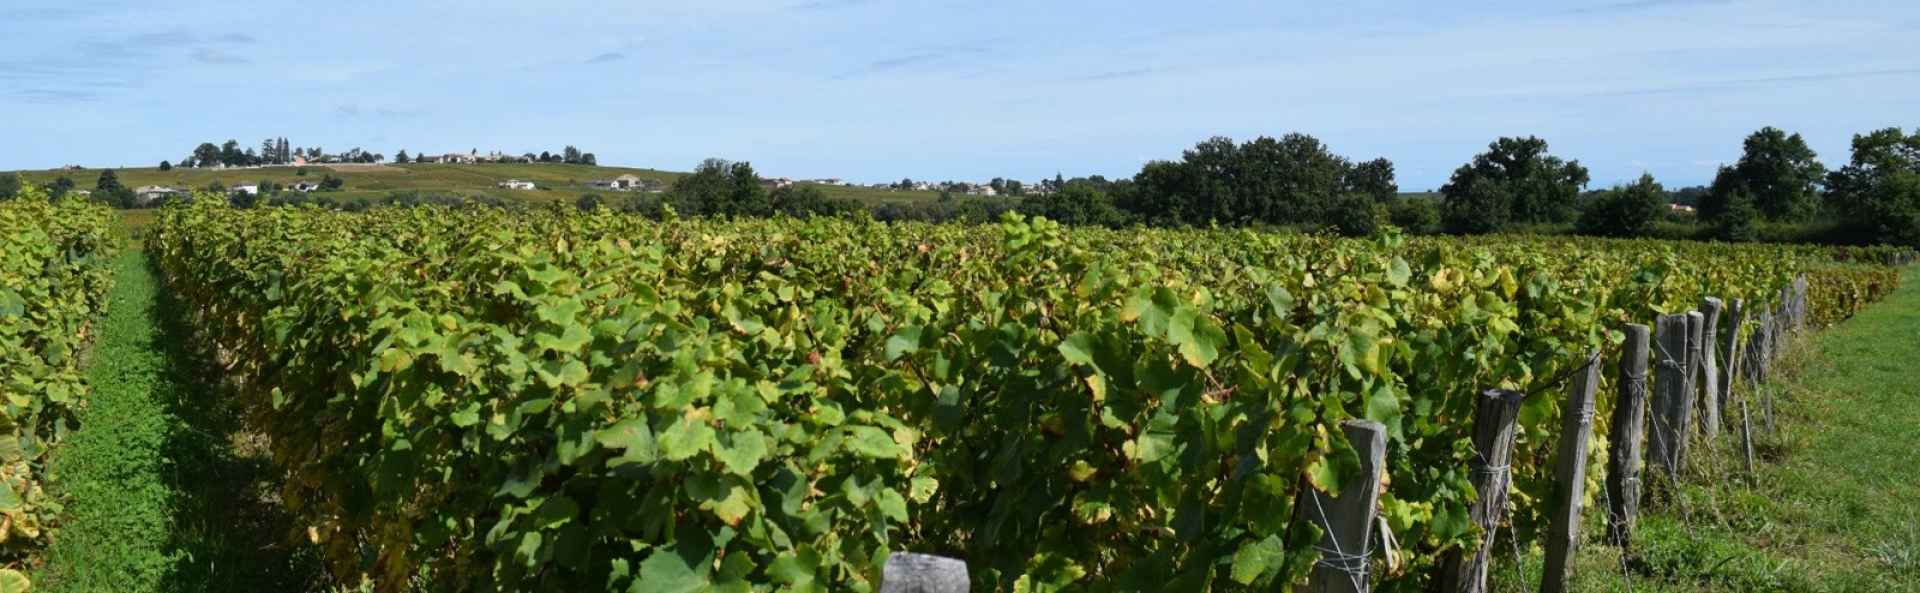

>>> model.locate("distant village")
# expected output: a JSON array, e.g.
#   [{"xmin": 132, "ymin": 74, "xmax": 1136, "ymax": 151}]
[{"xmin": 53, "ymin": 137, "xmax": 1065, "ymax": 207}]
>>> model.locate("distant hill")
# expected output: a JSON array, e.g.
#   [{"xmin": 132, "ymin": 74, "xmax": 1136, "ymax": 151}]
[
  {"xmin": 5, "ymin": 163, "xmax": 944, "ymax": 206},
  {"xmin": 8, "ymin": 163, "xmax": 1446, "ymax": 208}
]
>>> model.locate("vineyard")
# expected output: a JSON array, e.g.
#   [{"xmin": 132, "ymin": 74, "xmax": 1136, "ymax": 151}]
[
  {"xmin": 126, "ymin": 200, "xmax": 1907, "ymax": 592},
  {"xmin": 0, "ymin": 190, "xmax": 116, "ymax": 587}
]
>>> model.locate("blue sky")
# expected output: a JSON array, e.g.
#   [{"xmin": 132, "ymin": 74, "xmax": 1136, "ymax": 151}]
[{"xmin": 2, "ymin": 0, "xmax": 1916, "ymax": 189}]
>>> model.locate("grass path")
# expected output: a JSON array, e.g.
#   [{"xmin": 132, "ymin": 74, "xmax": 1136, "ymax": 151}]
[
  {"xmin": 1556, "ymin": 268, "xmax": 1920, "ymax": 592},
  {"xmin": 35, "ymin": 252, "xmax": 322, "ymax": 593}
]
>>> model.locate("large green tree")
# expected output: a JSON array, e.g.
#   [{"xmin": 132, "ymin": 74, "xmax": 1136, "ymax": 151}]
[
  {"xmin": 0, "ymin": 174, "xmax": 20, "ymax": 201},
  {"xmin": 670, "ymin": 158, "xmax": 771, "ymax": 217},
  {"xmin": 95, "ymin": 169, "xmax": 122, "ymax": 192},
  {"xmin": 1121, "ymin": 133, "xmax": 1396, "ymax": 228},
  {"xmin": 1440, "ymin": 136, "xmax": 1589, "ymax": 234},
  {"xmin": 1576, "ymin": 173, "xmax": 1666, "ymax": 237},
  {"xmin": 1825, "ymin": 127, "xmax": 1920, "ymax": 245},
  {"xmin": 1699, "ymin": 127, "xmax": 1825, "ymax": 223},
  {"xmin": 1019, "ymin": 182, "xmax": 1129, "ymax": 227},
  {"xmin": 1344, "ymin": 158, "xmax": 1398, "ymax": 203},
  {"xmin": 220, "ymin": 140, "xmax": 242, "ymax": 167},
  {"xmin": 192, "ymin": 143, "xmax": 220, "ymax": 168}
]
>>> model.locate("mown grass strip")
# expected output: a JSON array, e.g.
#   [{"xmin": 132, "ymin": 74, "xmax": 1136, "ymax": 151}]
[
  {"xmin": 36, "ymin": 252, "xmax": 322, "ymax": 593},
  {"xmin": 1556, "ymin": 267, "xmax": 1920, "ymax": 593},
  {"xmin": 36, "ymin": 252, "xmax": 180, "ymax": 591}
]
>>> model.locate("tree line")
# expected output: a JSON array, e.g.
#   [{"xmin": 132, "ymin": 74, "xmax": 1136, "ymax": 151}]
[
  {"xmin": 10, "ymin": 127, "xmax": 1920, "ymax": 247},
  {"xmin": 1006, "ymin": 126, "xmax": 1920, "ymax": 247}
]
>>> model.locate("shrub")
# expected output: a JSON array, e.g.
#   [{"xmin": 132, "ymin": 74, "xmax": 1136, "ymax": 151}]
[
  {"xmin": 1715, "ymin": 190, "xmax": 1760, "ymax": 242},
  {"xmin": 1327, "ymin": 193, "xmax": 1384, "ymax": 237},
  {"xmin": 1576, "ymin": 174, "xmax": 1666, "ymax": 237},
  {"xmin": 1387, "ymin": 197, "xmax": 1440, "ymax": 234}
]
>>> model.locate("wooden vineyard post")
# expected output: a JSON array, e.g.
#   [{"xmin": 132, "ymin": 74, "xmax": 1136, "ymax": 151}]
[
  {"xmin": 881, "ymin": 553, "xmax": 969, "ymax": 593},
  {"xmin": 1794, "ymin": 274, "xmax": 1809, "ymax": 331},
  {"xmin": 1303, "ymin": 420, "xmax": 1388, "ymax": 593},
  {"xmin": 1756, "ymin": 309, "xmax": 1777, "ymax": 433},
  {"xmin": 1745, "ymin": 309, "xmax": 1770, "ymax": 387},
  {"xmin": 1697, "ymin": 298, "xmax": 1723, "ymax": 440},
  {"xmin": 1606, "ymin": 325, "xmax": 1650, "ymax": 547},
  {"xmin": 1682, "ymin": 311, "xmax": 1704, "ymax": 453},
  {"xmin": 1740, "ymin": 400, "xmax": 1756, "ymax": 476},
  {"xmin": 1440, "ymin": 390, "xmax": 1525, "ymax": 593},
  {"xmin": 1758, "ymin": 307, "xmax": 1774, "ymax": 381},
  {"xmin": 1777, "ymin": 286, "xmax": 1791, "ymax": 336},
  {"xmin": 1648, "ymin": 314, "xmax": 1691, "ymax": 478},
  {"xmin": 1721, "ymin": 299, "xmax": 1746, "ymax": 422},
  {"xmin": 1541, "ymin": 350, "xmax": 1601, "ymax": 593}
]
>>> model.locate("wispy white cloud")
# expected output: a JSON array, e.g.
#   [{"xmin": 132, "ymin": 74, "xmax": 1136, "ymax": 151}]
[{"xmin": 191, "ymin": 47, "xmax": 248, "ymax": 65}]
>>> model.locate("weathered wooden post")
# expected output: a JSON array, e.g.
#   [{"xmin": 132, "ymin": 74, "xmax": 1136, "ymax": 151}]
[
  {"xmin": 1721, "ymin": 299, "xmax": 1746, "ymax": 420},
  {"xmin": 1682, "ymin": 311, "xmax": 1704, "ymax": 447},
  {"xmin": 881, "ymin": 553, "xmax": 969, "ymax": 593},
  {"xmin": 1755, "ymin": 309, "xmax": 1778, "ymax": 432},
  {"xmin": 1606, "ymin": 325, "xmax": 1650, "ymax": 547},
  {"xmin": 1440, "ymin": 390, "xmax": 1525, "ymax": 593},
  {"xmin": 1303, "ymin": 420, "xmax": 1388, "ymax": 593},
  {"xmin": 1792, "ymin": 275, "xmax": 1808, "ymax": 331},
  {"xmin": 1739, "ymin": 400, "xmax": 1756, "ymax": 476},
  {"xmin": 1751, "ymin": 309, "xmax": 1774, "ymax": 385},
  {"xmin": 1648, "ymin": 314, "xmax": 1691, "ymax": 478},
  {"xmin": 1777, "ymin": 286, "xmax": 1792, "ymax": 334},
  {"xmin": 1541, "ymin": 350, "xmax": 1601, "ymax": 593},
  {"xmin": 1697, "ymin": 298, "xmax": 1723, "ymax": 440}
]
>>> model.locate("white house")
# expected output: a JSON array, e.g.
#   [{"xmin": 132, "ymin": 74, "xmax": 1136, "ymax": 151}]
[
  {"xmin": 229, "ymin": 183, "xmax": 260, "ymax": 196},
  {"xmin": 497, "ymin": 179, "xmax": 537, "ymax": 190},
  {"xmin": 589, "ymin": 174, "xmax": 648, "ymax": 191}
]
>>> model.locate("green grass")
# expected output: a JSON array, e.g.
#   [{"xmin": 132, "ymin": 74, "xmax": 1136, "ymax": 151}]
[
  {"xmin": 35, "ymin": 252, "xmax": 324, "ymax": 593},
  {"xmin": 7, "ymin": 163, "xmax": 947, "ymax": 206},
  {"xmin": 1501, "ymin": 266, "xmax": 1920, "ymax": 593}
]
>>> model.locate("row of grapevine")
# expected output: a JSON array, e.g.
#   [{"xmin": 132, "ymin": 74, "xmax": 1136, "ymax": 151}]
[
  {"xmin": 0, "ymin": 189, "xmax": 116, "ymax": 576},
  {"xmin": 147, "ymin": 200, "xmax": 1905, "ymax": 592}
]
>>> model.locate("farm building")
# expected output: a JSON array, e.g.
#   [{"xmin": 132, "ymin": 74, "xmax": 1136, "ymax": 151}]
[
  {"xmin": 134, "ymin": 185, "xmax": 183, "ymax": 205},
  {"xmin": 228, "ymin": 183, "xmax": 260, "ymax": 196},
  {"xmin": 497, "ymin": 179, "xmax": 537, "ymax": 190},
  {"xmin": 588, "ymin": 174, "xmax": 652, "ymax": 191}
]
